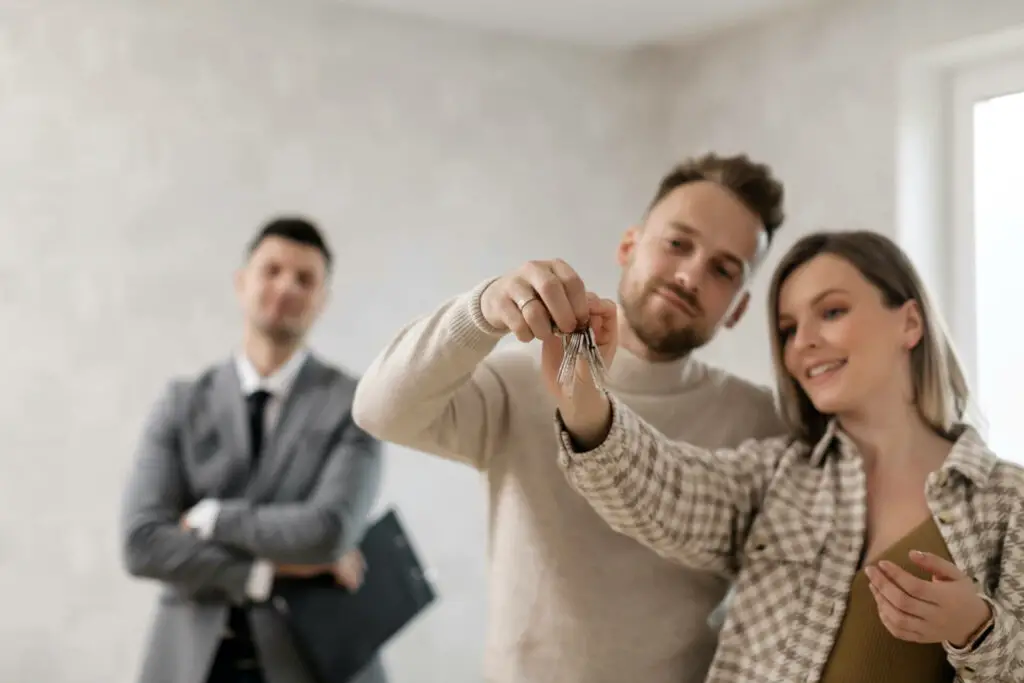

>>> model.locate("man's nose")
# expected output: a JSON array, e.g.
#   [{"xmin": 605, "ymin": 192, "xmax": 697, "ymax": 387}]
[
  {"xmin": 278, "ymin": 274, "xmax": 304, "ymax": 296},
  {"xmin": 674, "ymin": 256, "xmax": 707, "ymax": 293}
]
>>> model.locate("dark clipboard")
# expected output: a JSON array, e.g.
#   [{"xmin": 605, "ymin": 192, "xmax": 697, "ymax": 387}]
[{"xmin": 271, "ymin": 508, "xmax": 437, "ymax": 683}]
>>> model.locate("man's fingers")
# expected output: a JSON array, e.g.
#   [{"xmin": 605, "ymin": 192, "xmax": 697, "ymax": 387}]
[
  {"xmin": 526, "ymin": 262, "xmax": 577, "ymax": 335},
  {"xmin": 589, "ymin": 296, "xmax": 618, "ymax": 322},
  {"xmin": 492, "ymin": 259, "xmax": 593, "ymax": 342},
  {"xmin": 502, "ymin": 278, "xmax": 542, "ymax": 342},
  {"xmin": 492, "ymin": 259, "xmax": 597, "ymax": 343},
  {"xmin": 334, "ymin": 565, "xmax": 361, "ymax": 591},
  {"xmin": 585, "ymin": 293, "xmax": 616, "ymax": 325},
  {"xmin": 550, "ymin": 258, "xmax": 589, "ymax": 326},
  {"xmin": 335, "ymin": 551, "xmax": 366, "ymax": 590},
  {"xmin": 522, "ymin": 297, "xmax": 559, "ymax": 341}
]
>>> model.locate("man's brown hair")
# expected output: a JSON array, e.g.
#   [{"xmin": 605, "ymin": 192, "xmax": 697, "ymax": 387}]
[{"xmin": 647, "ymin": 153, "xmax": 786, "ymax": 242}]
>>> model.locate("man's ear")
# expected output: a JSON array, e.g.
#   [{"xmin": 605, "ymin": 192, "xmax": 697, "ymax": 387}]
[
  {"xmin": 724, "ymin": 291, "xmax": 750, "ymax": 329},
  {"xmin": 315, "ymin": 281, "xmax": 331, "ymax": 316},
  {"xmin": 617, "ymin": 225, "xmax": 641, "ymax": 267}
]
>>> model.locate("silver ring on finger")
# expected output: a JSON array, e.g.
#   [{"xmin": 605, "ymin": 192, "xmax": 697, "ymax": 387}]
[{"xmin": 516, "ymin": 296, "xmax": 538, "ymax": 311}]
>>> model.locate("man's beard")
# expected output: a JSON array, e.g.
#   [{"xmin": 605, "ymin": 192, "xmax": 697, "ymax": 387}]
[
  {"xmin": 618, "ymin": 281, "xmax": 710, "ymax": 359},
  {"xmin": 255, "ymin": 318, "xmax": 303, "ymax": 346}
]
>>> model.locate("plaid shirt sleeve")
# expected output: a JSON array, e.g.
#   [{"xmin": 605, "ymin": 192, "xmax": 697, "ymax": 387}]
[
  {"xmin": 555, "ymin": 393, "xmax": 787, "ymax": 578},
  {"xmin": 944, "ymin": 492, "xmax": 1024, "ymax": 681}
]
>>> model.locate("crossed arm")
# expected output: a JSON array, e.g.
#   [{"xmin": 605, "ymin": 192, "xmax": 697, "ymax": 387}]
[{"xmin": 121, "ymin": 382, "xmax": 382, "ymax": 604}]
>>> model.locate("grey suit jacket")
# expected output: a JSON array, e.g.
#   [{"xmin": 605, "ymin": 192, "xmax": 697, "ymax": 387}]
[{"xmin": 121, "ymin": 354, "xmax": 387, "ymax": 683}]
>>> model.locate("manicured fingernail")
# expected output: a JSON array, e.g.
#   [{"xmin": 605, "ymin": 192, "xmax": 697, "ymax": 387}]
[{"xmin": 910, "ymin": 550, "xmax": 925, "ymax": 558}]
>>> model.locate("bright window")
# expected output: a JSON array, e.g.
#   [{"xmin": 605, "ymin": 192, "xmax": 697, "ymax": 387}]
[
  {"xmin": 951, "ymin": 56, "xmax": 1024, "ymax": 461},
  {"xmin": 971, "ymin": 92, "xmax": 1024, "ymax": 459}
]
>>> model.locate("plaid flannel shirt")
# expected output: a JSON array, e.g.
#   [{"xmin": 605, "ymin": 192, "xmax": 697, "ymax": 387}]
[{"xmin": 556, "ymin": 394, "xmax": 1024, "ymax": 683}]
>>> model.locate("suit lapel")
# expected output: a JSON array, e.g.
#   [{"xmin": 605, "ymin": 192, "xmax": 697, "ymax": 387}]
[
  {"xmin": 211, "ymin": 361, "xmax": 251, "ymax": 464},
  {"xmin": 246, "ymin": 355, "xmax": 331, "ymax": 501},
  {"xmin": 208, "ymin": 361, "xmax": 254, "ymax": 498}
]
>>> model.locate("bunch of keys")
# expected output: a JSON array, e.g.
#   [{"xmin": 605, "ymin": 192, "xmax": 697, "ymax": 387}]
[{"xmin": 555, "ymin": 325, "xmax": 608, "ymax": 398}]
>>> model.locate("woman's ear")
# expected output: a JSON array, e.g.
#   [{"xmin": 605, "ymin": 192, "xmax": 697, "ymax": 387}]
[{"xmin": 901, "ymin": 299, "xmax": 924, "ymax": 350}]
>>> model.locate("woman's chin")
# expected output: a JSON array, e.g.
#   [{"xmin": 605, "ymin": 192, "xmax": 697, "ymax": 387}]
[{"xmin": 806, "ymin": 391, "xmax": 848, "ymax": 416}]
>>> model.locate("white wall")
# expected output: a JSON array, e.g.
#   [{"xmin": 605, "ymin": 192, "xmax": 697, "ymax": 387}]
[
  {"xmin": 0, "ymin": 2, "xmax": 669, "ymax": 681},
  {"xmin": 671, "ymin": 0, "xmax": 1024, "ymax": 384}
]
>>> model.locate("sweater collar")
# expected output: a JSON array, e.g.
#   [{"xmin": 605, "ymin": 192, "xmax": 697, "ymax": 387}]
[{"xmin": 605, "ymin": 346, "xmax": 707, "ymax": 395}]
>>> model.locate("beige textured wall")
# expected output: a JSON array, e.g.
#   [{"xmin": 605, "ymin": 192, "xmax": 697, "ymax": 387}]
[{"xmin": 0, "ymin": 1, "xmax": 669, "ymax": 681}]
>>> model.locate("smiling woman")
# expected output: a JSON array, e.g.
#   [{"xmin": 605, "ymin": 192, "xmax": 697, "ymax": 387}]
[
  {"xmin": 768, "ymin": 231, "xmax": 968, "ymax": 447},
  {"xmin": 548, "ymin": 229, "xmax": 1024, "ymax": 683}
]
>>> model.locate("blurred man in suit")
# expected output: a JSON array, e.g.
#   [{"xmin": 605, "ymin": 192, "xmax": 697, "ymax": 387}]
[{"xmin": 121, "ymin": 218, "xmax": 386, "ymax": 683}]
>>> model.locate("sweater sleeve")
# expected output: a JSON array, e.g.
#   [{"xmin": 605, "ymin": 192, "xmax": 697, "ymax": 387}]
[
  {"xmin": 352, "ymin": 278, "xmax": 514, "ymax": 471},
  {"xmin": 556, "ymin": 393, "xmax": 787, "ymax": 578}
]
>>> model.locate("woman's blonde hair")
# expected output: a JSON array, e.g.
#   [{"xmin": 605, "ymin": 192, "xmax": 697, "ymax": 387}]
[{"xmin": 767, "ymin": 230, "xmax": 970, "ymax": 444}]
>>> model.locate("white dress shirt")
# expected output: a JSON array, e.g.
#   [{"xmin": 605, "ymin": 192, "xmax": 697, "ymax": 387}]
[{"xmin": 184, "ymin": 348, "xmax": 310, "ymax": 601}]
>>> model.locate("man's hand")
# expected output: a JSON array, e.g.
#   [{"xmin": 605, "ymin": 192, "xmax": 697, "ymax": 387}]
[
  {"xmin": 273, "ymin": 549, "xmax": 366, "ymax": 591},
  {"xmin": 179, "ymin": 499, "xmax": 220, "ymax": 539},
  {"xmin": 479, "ymin": 259, "xmax": 591, "ymax": 342},
  {"xmin": 275, "ymin": 562, "xmax": 333, "ymax": 578},
  {"xmin": 333, "ymin": 549, "xmax": 366, "ymax": 591},
  {"xmin": 540, "ymin": 293, "xmax": 618, "ymax": 399},
  {"xmin": 540, "ymin": 294, "xmax": 618, "ymax": 451},
  {"xmin": 866, "ymin": 550, "xmax": 992, "ymax": 647}
]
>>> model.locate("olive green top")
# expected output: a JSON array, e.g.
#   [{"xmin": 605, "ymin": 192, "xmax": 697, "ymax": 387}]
[{"xmin": 818, "ymin": 518, "xmax": 956, "ymax": 683}]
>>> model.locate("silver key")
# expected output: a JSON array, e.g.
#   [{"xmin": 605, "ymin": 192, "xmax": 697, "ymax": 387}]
[{"xmin": 556, "ymin": 326, "xmax": 607, "ymax": 397}]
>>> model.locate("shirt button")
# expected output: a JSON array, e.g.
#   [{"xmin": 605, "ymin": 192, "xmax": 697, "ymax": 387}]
[
  {"xmin": 935, "ymin": 470, "xmax": 949, "ymax": 486},
  {"xmin": 937, "ymin": 512, "xmax": 953, "ymax": 525}
]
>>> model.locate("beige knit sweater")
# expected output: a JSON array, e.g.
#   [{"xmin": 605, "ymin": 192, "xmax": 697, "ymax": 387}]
[{"xmin": 352, "ymin": 279, "xmax": 784, "ymax": 683}]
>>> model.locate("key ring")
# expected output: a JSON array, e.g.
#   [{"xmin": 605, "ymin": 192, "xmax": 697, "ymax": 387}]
[{"xmin": 555, "ymin": 325, "xmax": 608, "ymax": 397}]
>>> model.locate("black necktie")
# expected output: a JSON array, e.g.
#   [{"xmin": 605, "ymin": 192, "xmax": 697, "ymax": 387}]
[{"xmin": 247, "ymin": 389, "xmax": 272, "ymax": 463}]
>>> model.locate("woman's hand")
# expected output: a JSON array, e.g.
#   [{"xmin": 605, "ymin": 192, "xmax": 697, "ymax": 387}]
[
  {"xmin": 541, "ymin": 293, "xmax": 618, "ymax": 450},
  {"xmin": 866, "ymin": 550, "xmax": 992, "ymax": 647}
]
